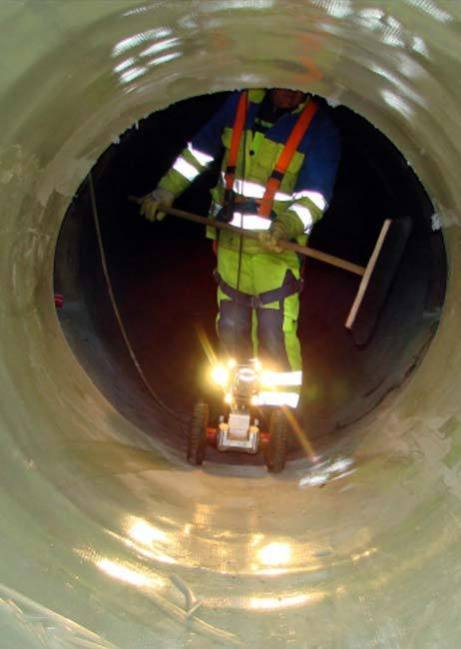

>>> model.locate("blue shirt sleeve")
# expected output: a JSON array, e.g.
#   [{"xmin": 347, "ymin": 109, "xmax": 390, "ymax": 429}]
[
  {"xmin": 295, "ymin": 110, "xmax": 341, "ymax": 206},
  {"xmin": 190, "ymin": 91, "xmax": 240, "ymax": 160}
]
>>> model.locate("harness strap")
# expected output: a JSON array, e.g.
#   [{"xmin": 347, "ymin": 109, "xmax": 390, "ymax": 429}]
[
  {"xmin": 258, "ymin": 100, "xmax": 318, "ymax": 217},
  {"xmin": 223, "ymin": 92, "xmax": 319, "ymax": 222},
  {"xmin": 214, "ymin": 270, "xmax": 303, "ymax": 308},
  {"xmin": 224, "ymin": 91, "xmax": 248, "ymax": 191}
]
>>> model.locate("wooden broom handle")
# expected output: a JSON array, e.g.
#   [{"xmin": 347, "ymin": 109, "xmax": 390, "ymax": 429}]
[{"xmin": 129, "ymin": 196, "xmax": 365, "ymax": 276}]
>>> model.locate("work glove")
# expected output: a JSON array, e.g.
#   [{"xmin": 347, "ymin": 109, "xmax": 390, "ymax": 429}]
[
  {"xmin": 140, "ymin": 187, "xmax": 174, "ymax": 222},
  {"xmin": 258, "ymin": 220, "xmax": 289, "ymax": 253}
]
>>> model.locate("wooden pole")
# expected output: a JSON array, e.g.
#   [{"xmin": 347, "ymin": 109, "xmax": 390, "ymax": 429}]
[
  {"xmin": 345, "ymin": 219, "xmax": 392, "ymax": 329},
  {"xmin": 129, "ymin": 196, "xmax": 365, "ymax": 277}
]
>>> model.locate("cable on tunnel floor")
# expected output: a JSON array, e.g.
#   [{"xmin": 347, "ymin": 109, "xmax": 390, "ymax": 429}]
[{"xmin": 88, "ymin": 172, "xmax": 188, "ymax": 427}]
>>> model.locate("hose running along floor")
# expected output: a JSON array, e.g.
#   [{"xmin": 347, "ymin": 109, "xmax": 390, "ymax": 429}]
[{"xmin": 1, "ymin": 2, "xmax": 460, "ymax": 648}]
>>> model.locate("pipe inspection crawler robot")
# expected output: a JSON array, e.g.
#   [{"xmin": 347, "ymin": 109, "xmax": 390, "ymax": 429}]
[{"xmin": 187, "ymin": 358, "xmax": 289, "ymax": 473}]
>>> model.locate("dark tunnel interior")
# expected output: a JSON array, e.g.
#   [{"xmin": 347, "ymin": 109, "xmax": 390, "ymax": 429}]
[{"xmin": 53, "ymin": 91, "xmax": 446, "ymax": 465}]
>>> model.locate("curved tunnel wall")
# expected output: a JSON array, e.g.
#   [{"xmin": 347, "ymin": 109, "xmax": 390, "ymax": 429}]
[{"xmin": 1, "ymin": 2, "xmax": 461, "ymax": 647}]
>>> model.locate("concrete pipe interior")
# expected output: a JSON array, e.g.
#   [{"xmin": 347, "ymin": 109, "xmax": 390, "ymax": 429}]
[{"xmin": 1, "ymin": 2, "xmax": 461, "ymax": 648}]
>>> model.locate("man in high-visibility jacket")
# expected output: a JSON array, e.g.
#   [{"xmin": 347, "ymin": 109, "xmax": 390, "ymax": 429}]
[{"xmin": 141, "ymin": 88, "xmax": 340, "ymax": 409}]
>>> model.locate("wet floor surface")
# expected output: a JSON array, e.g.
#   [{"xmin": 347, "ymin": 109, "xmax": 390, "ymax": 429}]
[{"xmin": 3, "ymin": 3, "xmax": 460, "ymax": 645}]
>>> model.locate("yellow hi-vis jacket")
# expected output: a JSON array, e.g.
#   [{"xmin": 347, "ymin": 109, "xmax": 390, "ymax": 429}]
[{"xmin": 158, "ymin": 89, "xmax": 340, "ymax": 253}]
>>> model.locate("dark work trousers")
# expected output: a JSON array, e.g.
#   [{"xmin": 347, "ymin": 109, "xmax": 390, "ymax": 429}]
[{"xmin": 217, "ymin": 271, "xmax": 298, "ymax": 370}]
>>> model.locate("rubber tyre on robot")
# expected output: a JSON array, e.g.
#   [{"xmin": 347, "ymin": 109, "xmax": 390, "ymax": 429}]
[
  {"xmin": 264, "ymin": 407, "xmax": 288, "ymax": 473},
  {"xmin": 187, "ymin": 402, "xmax": 209, "ymax": 465}
]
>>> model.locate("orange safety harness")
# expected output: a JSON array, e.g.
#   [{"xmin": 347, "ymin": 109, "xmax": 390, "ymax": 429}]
[
  {"xmin": 224, "ymin": 91, "xmax": 249, "ymax": 193},
  {"xmin": 223, "ymin": 91, "xmax": 319, "ymax": 218}
]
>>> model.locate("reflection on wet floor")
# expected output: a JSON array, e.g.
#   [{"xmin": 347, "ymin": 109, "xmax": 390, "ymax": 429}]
[{"xmin": 1, "ymin": 0, "xmax": 458, "ymax": 647}]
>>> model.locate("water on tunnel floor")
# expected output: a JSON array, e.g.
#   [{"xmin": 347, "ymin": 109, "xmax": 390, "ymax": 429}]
[{"xmin": 1, "ymin": 2, "xmax": 461, "ymax": 648}]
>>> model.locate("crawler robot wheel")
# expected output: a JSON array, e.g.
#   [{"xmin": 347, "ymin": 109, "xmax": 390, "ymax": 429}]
[
  {"xmin": 264, "ymin": 408, "xmax": 287, "ymax": 473},
  {"xmin": 187, "ymin": 402, "xmax": 209, "ymax": 466}
]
